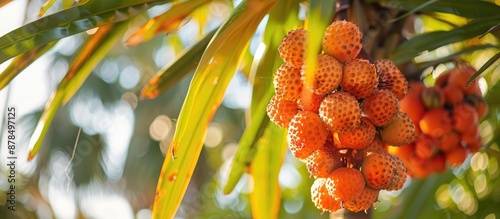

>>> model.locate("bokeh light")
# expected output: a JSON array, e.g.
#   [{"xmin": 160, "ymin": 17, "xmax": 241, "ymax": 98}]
[
  {"xmin": 119, "ymin": 65, "xmax": 141, "ymax": 89},
  {"xmin": 204, "ymin": 123, "xmax": 223, "ymax": 148},
  {"xmin": 149, "ymin": 115, "xmax": 173, "ymax": 141}
]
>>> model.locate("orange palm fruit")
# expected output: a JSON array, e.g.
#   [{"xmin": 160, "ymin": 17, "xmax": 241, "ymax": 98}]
[{"xmin": 419, "ymin": 108, "xmax": 452, "ymax": 138}]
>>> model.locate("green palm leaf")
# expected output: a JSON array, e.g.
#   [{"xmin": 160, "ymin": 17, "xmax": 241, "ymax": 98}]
[
  {"xmin": 28, "ymin": 22, "xmax": 130, "ymax": 160},
  {"xmin": 0, "ymin": 42, "xmax": 56, "ymax": 90},
  {"xmin": 125, "ymin": 0, "xmax": 211, "ymax": 47},
  {"xmin": 151, "ymin": 0, "xmax": 278, "ymax": 218},
  {"xmin": 368, "ymin": 0, "xmax": 500, "ymax": 18},
  {"xmin": 0, "ymin": 0, "xmax": 171, "ymax": 65},
  {"xmin": 140, "ymin": 28, "xmax": 217, "ymax": 99},
  {"xmin": 390, "ymin": 16, "xmax": 500, "ymax": 64},
  {"xmin": 249, "ymin": 123, "xmax": 286, "ymax": 218}
]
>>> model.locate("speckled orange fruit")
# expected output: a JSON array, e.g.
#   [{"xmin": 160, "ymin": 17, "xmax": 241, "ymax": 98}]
[
  {"xmin": 299, "ymin": 91, "xmax": 325, "ymax": 113},
  {"xmin": 387, "ymin": 144, "xmax": 414, "ymax": 163},
  {"xmin": 387, "ymin": 155, "xmax": 407, "ymax": 191},
  {"xmin": 400, "ymin": 89, "xmax": 425, "ymax": 124},
  {"xmin": 380, "ymin": 112, "xmax": 415, "ymax": 146},
  {"xmin": 419, "ymin": 108, "xmax": 453, "ymax": 139},
  {"xmin": 461, "ymin": 125, "xmax": 480, "ymax": 146},
  {"xmin": 322, "ymin": 21, "xmax": 362, "ymax": 63},
  {"xmin": 415, "ymin": 135, "xmax": 439, "ymax": 159},
  {"xmin": 443, "ymin": 84, "xmax": 464, "ymax": 105},
  {"xmin": 306, "ymin": 143, "xmax": 343, "ymax": 178},
  {"xmin": 278, "ymin": 28, "xmax": 307, "ymax": 68},
  {"xmin": 375, "ymin": 59, "xmax": 408, "ymax": 100},
  {"xmin": 447, "ymin": 65, "xmax": 480, "ymax": 96},
  {"xmin": 341, "ymin": 58, "xmax": 378, "ymax": 99},
  {"xmin": 288, "ymin": 111, "xmax": 328, "ymax": 159},
  {"xmin": 319, "ymin": 91, "xmax": 361, "ymax": 133},
  {"xmin": 338, "ymin": 117, "xmax": 376, "ymax": 149},
  {"xmin": 361, "ymin": 151, "xmax": 396, "ymax": 190},
  {"xmin": 465, "ymin": 95, "xmax": 488, "ymax": 120},
  {"xmin": 445, "ymin": 145, "xmax": 468, "ymax": 167},
  {"xmin": 452, "ymin": 102, "xmax": 479, "ymax": 133},
  {"xmin": 362, "ymin": 90, "xmax": 400, "ymax": 127},
  {"xmin": 344, "ymin": 186, "xmax": 379, "ymax": 213},
  {"xmin": 266, "ymin": 95, "xmax": 298, "ymax": 128},
  {"xmin": 274, "ymin": 63, "xmax": 303, "ymax": 101},
  {"xmin": 311, "ymin": 178, "xmax": 342, "ymax": 212},
  {"xmin": 325, "ymin": 167, "xmax": 365, "ymax": 202},
  {"xmin": 306, "ymin": 54, "xmax": 343, "ymax": 96},
  {"xmin": 437, "ymin": 131, "xmax": 460, "ymax": 152},
  {"xmin": 358, "ymin": 137, "xmax": 387, "ymax": 158}
]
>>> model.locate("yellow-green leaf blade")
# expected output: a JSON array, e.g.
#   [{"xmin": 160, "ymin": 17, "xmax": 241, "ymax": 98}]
[
  {"xmin": 250, "ymin": 123, "xmax": 286, "ymax": 219},
  {"xmin": 61, "ymin": 22, "xmax": 130, "ymax": 104},
  {"xmin": 140, "ymin": 28, "xmax": 217, "ymax": 99},
  {"xmin": 0, "ymin": 42, "xmax": 56, "ymax": 90},
  {"xmin": 249, "ymin": 0, "xmax": 302, "ymax": 115},
  {"xmin": 125, "ymin": 0, "xmax": 211, "ymax": 47},
  {"xmin": 303, "ymin": 0, "xmax": 336, "ymax": 103},
  {"xmin": 415, "ymin": 44, "xmax": 500, "ymax": 70},
  {"xmin": 467, "ymin": 51, "xmax": 500, "ymax": 86},
  {"xmin": 223, "ymin": 87, "xmax": 273, "ymax": 194},
  {"xmin": 152, "ymin": 1, "xmax": 277, "ymax": 218},
  {"xmin": 0, "ymin": 0, "xmax": 171, "ymax": 65},
  {"xmin": 390, "ymin": 16, "xmax": 500, "ymax": 64},
  {"xmin": 38, "ymin": 0, "xmax": 57, "ymax": 17},
  {"xmin": 28, "ymin": 22, "xmax": 129, "ymax": 160}
]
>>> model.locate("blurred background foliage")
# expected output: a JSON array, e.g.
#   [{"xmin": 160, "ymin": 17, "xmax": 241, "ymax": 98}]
[{"xmin": 0, "ymin": 0, "xmax": 499, "ymax": 218}]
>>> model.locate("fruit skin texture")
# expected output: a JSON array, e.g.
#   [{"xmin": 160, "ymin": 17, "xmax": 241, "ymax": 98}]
[
  {"xmin": 452, "ymin": 102, "xmax": 479, "ymax": 134},
  {"xmin": 305, "ymin": 142, "xmax": 343, "ymax": 178},
  {"xmin": 386, "ymin": 155, "xmax": 407, "ymax": 191},
  {"xmin": 343, "ymin": 186, "xmax": 380, "ymax": 213},
  {"xmin": 299, "ymin": 92, "xmax": 325, "ymax": 113},
  {"xmin": 419, "ymin": 108, "xmax": 453, "ymax": 138},
  {"xmin": 341, "ymin": 58, "xmax": 378, "ymax": 99},
  {"xmin": 274, "ymin": 63, "xmax": 303, "ymax": 101},
  {"xmin": 338, "ymin": 117, "xmax": 376, "ymax": 149},
  {"xmin": 322, "ymin": 20, "xmax": 362, "ymax": 63},
  {"xmin": 375, "ymin": 59, "xmax": 408, "ymax": 100},
  {"xmin": 361, "ymin": 151, "xmax": 397, "ymax": 190},
  {"xmin": 415, "ymin": 134, "xmax": 439, "ymax": 159},
  {"xmin": 358, "ymin": 137, "xmax": 387, "ymax": 158},
  {"xmin": 380, "ymin": 112, "xmax": 415, "ymax": 146},
  {"xmin": 266, "ymin": 95, "xmax": 298, "ymax": 128},
  {"xmin": 278, "ymin": 28, "xmax": 307, "ymax": 68},
  {"xmin": 362, "ymin": 89, "xmax": 400, "ymax": 127},
  {"xmin": 288, "ymin": 111, "xmax": 328, "ymax": 160},
  {"xmin": 325, "ymin": 167, "xmax": 365, "ymax": 202},
  {"xmin": 447, "ymin": 65, "xmax": 480, "ymax": 95},
  {"xmin": 319, "ymin": 91, "xmax": 361, "ymax": 133},
  {"xmin": 311, "ymin": 178, "xmax": 342, "ymax": 212},
  {"xmin": 306, "ymin": 54, "xmax": 343, "ymax": 96}
]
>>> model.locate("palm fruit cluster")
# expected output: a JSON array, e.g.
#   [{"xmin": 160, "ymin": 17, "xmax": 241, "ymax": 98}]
[
  {"xmin": 389, "ymin": 64, "xmax": 488, "ymax": 178},
  {"xmin": 266, "ymin": 20, "xmax": 416, "ymax": 213}
]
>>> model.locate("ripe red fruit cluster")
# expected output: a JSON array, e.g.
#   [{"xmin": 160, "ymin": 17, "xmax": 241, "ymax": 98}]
[
  {"xmin": 267, "ymin": 20, "xmax": 415, "ymax": 213},
  {"xmin": 390, "ymin": 64, "xmax": 488, "ymax": 178}
]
